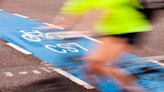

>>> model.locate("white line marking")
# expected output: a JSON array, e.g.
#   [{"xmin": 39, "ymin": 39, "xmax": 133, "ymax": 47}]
[
  {"xmin": 13, "ymin": 14, "xmax": 29, "ymax": 18},
  {"xmin": 51, "ymin": 67, "xmax": 95, "ymax": 89},
  {"xmin": 39, "ymin": 67, "xmax": 52, "ymax": 73},
  {"xmin": 6, "ymin": 43, "xmax": 32, "ymax": 55},
  {"xmin": 43, "ymin": 23, "xmax": 64, "ymax": 30},
  {"xmin": 148, "ymin": 60, "xmax": 164, "ymax": 66},
  {"xmin": 40, "ymin": 62, "xmax": 52, "ymax": 66},
  {"xmin": 142, "ymin": 55, "xmax": 164, "ymax": 61},
  {"xmin": 133, "ymin": 55, "xmax": 164, "ymax": 66},
  {"xmin": 4, "ymin": 72, "xmax": 14, "ymax": 77},
  {"xmin": 83, "ymin": 35, "xmax": 103, "ymax": 44},
  {"xmin": 47, "ymin": 66, "xmax": 55, "ymax": 70},
  {"xmin": 0, "ymin": 9, "xmax": 3, "ymax": 11},
  {"xmin": 18, "ymin": 71, "xmax": 28, "ymax": 75},
  {"xmin": 44, "ymin": 65, "xmax": 95, "ymax": 89},
  {"xmin": 32, "ymin": 70, "xmax": 41, "ymax": 74},
  {"xmin": 43, "ymin": 23, "xmax": 55, "ymax": 26}
]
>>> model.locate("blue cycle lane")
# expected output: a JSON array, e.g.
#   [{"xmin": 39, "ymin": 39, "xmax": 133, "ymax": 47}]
[{"xmin": 0, "ymin": 10, "xmax": 163, "ymax": 92}]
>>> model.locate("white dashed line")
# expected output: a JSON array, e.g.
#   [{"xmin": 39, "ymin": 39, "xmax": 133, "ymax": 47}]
[
  {"xmin": 47, "ymin": 66, "xmax": 56, "ymax": 70},
  {"xmin": 39, "ymin": 67, "xmax": 52, "ymax": 73},
  {"xmin": 40, "ymin": 62, "xmax": 52, "ymax": 66},
  {"xmin": 32, "ymin": 70, "xmax": 41, "ymax": 74},
  {"xmin": 4, "ymin": 72, "xmax": 14, "ymax": 77},
  {"xmin": 18, "ymin": 71, "xmax": 28, "ymax": 75}
]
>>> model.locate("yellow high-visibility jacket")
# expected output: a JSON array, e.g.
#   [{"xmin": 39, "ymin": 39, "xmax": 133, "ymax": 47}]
[{"xmin": 62, "ymin": 0, "xmax": 150, "ymax": 35}]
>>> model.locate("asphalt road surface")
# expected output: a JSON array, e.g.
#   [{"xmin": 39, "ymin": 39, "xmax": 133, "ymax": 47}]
[{"xmin": 0, "ymin": 0, "xmax": 164, "ymax": 92}]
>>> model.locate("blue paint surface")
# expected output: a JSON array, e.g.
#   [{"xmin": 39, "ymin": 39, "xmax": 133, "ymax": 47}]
[{"xmin": 0, "ymin": 10, "xmax": 163, "ymax": 92}]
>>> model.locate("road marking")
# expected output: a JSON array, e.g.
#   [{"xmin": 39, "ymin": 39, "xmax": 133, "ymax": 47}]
[
  {"xmin": 13, "ymin": 14, "xmax": 29, "ymax": 18},
  {"xmin": 131, "ymin": 55, "xmax": 164, "ymax": 67},
  {"xmin": 41, "ymin": 63, "xmax": 95, "ymax": 89},
  {"xmin": 142, "ymin": 55, "xmax": 164, "ymax": 61},
  {"xmin": 39, "ymin": 67, "xmax": 52, "ymax": 73},
  {"xmin": 83, "ymin": 35, "xmax": 103, "ymax": 44},
  {"xmin": 43, "ymin": 23, "xmax": 64, "ymax": 30},
  {"xmin": 51, "ymin": 67, "xmax": 95, "ymax": 89},
  {"xmin": 32, "ymin": 70, "xmax": 41, "ymax": 74},
  {"xmin": 18, "ymin": 71, "xmax": 28, "ymax": 75},
  {"xmin": 40, "ymin": 62, "xmax": 52, "ymax": 66},
  {"xmin": 43, "ymin": 23, "xmax": 55, "ymax": 26},
  {"xmin": 4, "ymin": 72, "xmax": 14, "ymax": 77},
  {"xmin": 149, "ymin": 60, "xmax": 164, "ymax": 66},
  {"xmin": 6, "ymin": 43, "xmax": 32, "ymax": 55}
]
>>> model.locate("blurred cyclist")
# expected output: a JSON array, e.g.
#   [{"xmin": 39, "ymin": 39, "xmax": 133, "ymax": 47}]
[{"xmin": 41, "ymin": 0, "xmax": 151, "ymax": 91}]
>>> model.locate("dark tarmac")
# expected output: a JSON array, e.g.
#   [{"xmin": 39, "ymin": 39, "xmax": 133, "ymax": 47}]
[{"xmin": 0, "ymin": 0, "xmax": 163, "ymax": 92}]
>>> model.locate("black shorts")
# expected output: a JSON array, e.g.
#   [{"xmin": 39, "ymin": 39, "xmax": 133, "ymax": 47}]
[{"xmin": 98, "ymin": 32, "xmax": 146, "ymax": 46}]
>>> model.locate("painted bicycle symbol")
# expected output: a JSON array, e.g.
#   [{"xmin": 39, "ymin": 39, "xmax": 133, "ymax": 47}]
[{"xmin": 19, "ymin": 30, "xmax": 64, "ymax": 42}]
